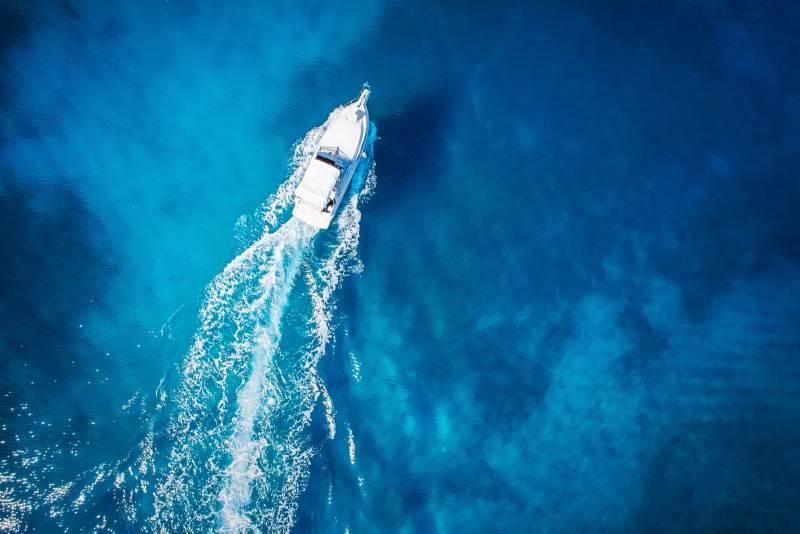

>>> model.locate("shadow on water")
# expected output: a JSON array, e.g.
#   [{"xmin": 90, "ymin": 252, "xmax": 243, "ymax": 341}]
[{"xmin": 368, "ymin": 87, "xmax": 456, "ymax": 212}]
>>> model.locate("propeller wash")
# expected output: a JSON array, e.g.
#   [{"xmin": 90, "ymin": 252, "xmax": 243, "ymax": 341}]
[{"xmin": 150, "ymin": 108, "xmax": 377, "ymax": 533}]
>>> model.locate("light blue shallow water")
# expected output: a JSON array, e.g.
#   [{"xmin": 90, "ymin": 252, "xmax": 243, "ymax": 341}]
[{"xmin": 1, "ymin": 1, "xmax": 800, "ymax": 532}]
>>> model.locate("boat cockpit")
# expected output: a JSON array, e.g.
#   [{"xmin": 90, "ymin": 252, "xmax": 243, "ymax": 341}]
[{"xmin": 316, "ymin": 146, "xmax": 348, "ymax": 169}]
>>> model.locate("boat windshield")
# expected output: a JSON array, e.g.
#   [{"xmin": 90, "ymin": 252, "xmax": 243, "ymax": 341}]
[{"xmin": 315, "ymin": 153, "xmax": 340, "ymax": 168}]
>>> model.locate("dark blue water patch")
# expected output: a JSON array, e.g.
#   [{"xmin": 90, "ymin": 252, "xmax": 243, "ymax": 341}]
[
  {"xmin": 0, "ymin": 173, "xmax": 116, "ymax": 382},
  {"xmin": 0, "ymin": 2, "xmax": 34, "ymax": 112},
  {"xmin": 633, "ymin": 408, "xmax": 800, "ymax": 533},
  {"xmin": 288, "ymin": 0, "xmax": 458, "ymax": 110},
  {"xmin": 369, "ymin": 89, "xmax": 456, "ymax": 211},
  {"xmin": 476, "ymin": 55, "xmax": 800, "ymax": 321},
  {"xmin": 0, "ymin": 170, "xmax": 126, "ymax": 530},
  {"xmin": 467, "ymin": 333, "xmax": 546, "ymax": 428},
  {"xmin": 0, "ymin": 171, "xmax": 118, "ymax": 463},
  {"xmin": 58, "ymin": 0, "xmax": 80, "ymax": 20},
  {"xmin": 0, "ymin": 3, "xmax": 32, "ymax": 49},
  {"xmin": 642, "ymin": 154, "xmax": 800, "ymax": 321},
  {"xmin": 615, "ymin": 296, "xmax": 669, "ymax": 380}
]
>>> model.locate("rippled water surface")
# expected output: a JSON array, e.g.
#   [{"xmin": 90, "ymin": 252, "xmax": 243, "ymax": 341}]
[{"xmin": 1, "ymin": 1, "xmax": 800, "ymax": 532}]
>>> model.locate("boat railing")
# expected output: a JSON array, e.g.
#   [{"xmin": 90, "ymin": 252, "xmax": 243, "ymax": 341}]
[{"xmin": 318, "ymin": 145, "xmax": 340, "ymax": 156}]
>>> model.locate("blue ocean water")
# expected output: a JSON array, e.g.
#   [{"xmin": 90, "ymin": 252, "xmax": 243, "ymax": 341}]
[{"xmin": 2, "ymin": 1, "xmax": 800, "ymax": 532}]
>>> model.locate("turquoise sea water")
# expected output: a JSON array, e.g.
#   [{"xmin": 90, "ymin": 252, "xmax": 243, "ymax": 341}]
[{"xmin": 2, "ymin": 1, "xmax": 800, "ymax": 532}]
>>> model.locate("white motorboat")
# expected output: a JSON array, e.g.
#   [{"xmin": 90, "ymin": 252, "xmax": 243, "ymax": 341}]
[{"xmin": 292, "ymin": 84, "xmax": 370, "ymax": 229}]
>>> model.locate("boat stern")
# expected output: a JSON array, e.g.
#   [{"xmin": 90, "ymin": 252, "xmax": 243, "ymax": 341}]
[{"xmin": 292, "ymin": 201, "xmax": 333, "ymax": 229}]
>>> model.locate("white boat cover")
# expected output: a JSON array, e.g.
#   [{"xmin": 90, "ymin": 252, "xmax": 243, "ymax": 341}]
[
  {"xmin": 318, "ymin": 111, "xmax": 365, "ymax": 160},
  {"xmin": 295, "ymin": 159, "xmax": 340, "ymax": 209},
  {"xmin": 292, "ymin": 86, "xmax": 369, "ymax": 229}
]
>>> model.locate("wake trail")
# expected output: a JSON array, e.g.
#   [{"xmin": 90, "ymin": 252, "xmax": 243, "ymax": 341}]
[
  {"xmin": 149, "ymin": 124, "xmax": 325, "ymax": 533},
  {"xmin": 4, "ymin": 106, "xmax": 375, "ymax": 534},
  {"xmin": 148, "ymin": 116, "xmax": 376, "ymax": 534},
  {"xmin": 218, "ymin": 218, "xmax": 315, "ymax": 532}
]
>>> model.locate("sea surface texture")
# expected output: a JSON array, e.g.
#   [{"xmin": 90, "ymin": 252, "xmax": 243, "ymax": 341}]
[{"xmin": 1, "ymin": 1, "xmax": 800, "ymax": 532}]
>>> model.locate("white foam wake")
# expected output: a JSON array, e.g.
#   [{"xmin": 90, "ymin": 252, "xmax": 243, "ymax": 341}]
[
  {"xmin": 217, "ymin": 218, "xmax": 315, "ymax": 532},
  {"xmin": 150, "ymin": 118, "xmax": 376, "ymax": 533},
  {"xmin": 150, "ymin": 124, "xmax": 325, "ymax": 533},
  {"xmin": 246, "ymin": 161, "xmax": 377, "ymax": 533},
  {"xmin": 227, "ymin": 159, "xmax": 377, "ymax": 534}
]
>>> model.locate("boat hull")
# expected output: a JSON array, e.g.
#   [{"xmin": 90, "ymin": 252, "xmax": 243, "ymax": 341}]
[{"xmin": 292, "ymin": 87, "xmax": 370, "ymax": 229}]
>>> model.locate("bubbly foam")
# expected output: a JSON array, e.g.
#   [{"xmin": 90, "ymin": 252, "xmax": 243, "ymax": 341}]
[
  {"xmin": 148, "ymin": 119, "xmax": 377, "ymax": 533},
  {"xmin": 149, "ymin": 123, "xmax": 328, "ymax": 532},
  {"xmin": 217, "ymin": 218, "xmax": 316, "ymax": 532},
  {"xmin": 234, "ymin": 152, "xmax": 377, "ymax": 534}
]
